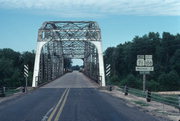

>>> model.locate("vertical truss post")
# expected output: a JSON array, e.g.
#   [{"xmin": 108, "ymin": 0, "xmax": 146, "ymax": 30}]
[
  {"xmin": 32, "ymin": 41, "xmax": 47, "ymax": 87},
  {"xmin": 91, "ymin": 41, "xmax": 105, "ymax": 86}
]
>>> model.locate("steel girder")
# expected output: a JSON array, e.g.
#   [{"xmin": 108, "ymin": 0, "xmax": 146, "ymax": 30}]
[
  {"xmin": 32, "ymin": 21, "xmax": 105, "ymax": 87},
  {"xmin": 39, "ymin": 41, "xmax": 64, "ymax": 83},
  {"xmin": 38, "ymin": 21, "xmax": 101, "ymax": 42}
]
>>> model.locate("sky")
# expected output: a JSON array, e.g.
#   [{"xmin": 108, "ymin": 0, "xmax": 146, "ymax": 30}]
[{"xmin": 0, "ymin": 0, "xmax": 180, "ymax": 65}]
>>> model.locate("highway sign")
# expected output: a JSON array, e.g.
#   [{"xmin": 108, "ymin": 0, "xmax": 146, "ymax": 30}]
[
  {"xmin": 137, "ymin": 55, "xmax": 144, "ymax": 59},
  {"xmin": 135, "ymin": 67, "xmax": 154, "ymax": 71},
  {"xmin": 136, "ymin": 55, "xmax": 153, "ymax": 67},
  {"xmin": 136, "ymin": 55, "xmax": 153, "ymax": 91},
  {"xmin": 137, "ymin": 59, "xmax": 145, "ymax": 66},
  {"xmin": 144, "ymin": 59, "xmax": 153, "ymax": 66},
  {"xmin": 145, "ymin": 55, "xmax": 152, "ymax": 59},
  {"xmin": 139, "ymin": 71, "xmax": 150, "ymax": 75}
]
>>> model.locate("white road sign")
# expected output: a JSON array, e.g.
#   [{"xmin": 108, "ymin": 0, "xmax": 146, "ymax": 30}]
[
  {"xmin": 135, "ymin": 67, "xmax": 154, "ymax": 71},
  {"xmin": 137, "ymin": 55, "xmax": 144, "ymax": 59},
  {"xmin": 145, "ymin": 55, "xmax": 152, "ymax": 59},
  {"xmin": 137, "ymin": 59, "xmax": 145, "ymax": 66},
  {"xmin": 144, "ymin": 59, "xmax": 153, "ymax": 66},
  {"xmin": 140, "ymin": 71, "xmax": 150, "ymax": 75}
]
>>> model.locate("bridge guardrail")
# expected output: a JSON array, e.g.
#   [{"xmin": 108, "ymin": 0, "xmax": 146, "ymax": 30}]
[
  {"xmin": 0, "ymin": 87, "xmax": 24, "ymax": 97},
  {"xmin": 5, "ymin": 87, "xmax": 23, "ymax": 96},
  {"xmin": 0, "ymin": 87, "xmax": 5, "ymax": 97},
  {"xmin": 118, "ymin": 86, "xmax": 180, "ymax": 109}
]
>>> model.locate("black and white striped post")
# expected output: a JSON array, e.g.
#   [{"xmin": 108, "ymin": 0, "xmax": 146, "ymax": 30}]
[
  {"xmin": 105, "ymin": 64, "xmax": 112, "ymax": 90},
  {"xmin": 24, "ymin": 64, "xmax": 29, "ymax": 92},
  {"xmin": 105, "ymin": 64, "xmax": 111, "ymax": 77}
]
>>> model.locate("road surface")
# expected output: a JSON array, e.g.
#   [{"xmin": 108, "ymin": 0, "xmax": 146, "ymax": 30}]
[{"xmin": 0, "ymin": 71, "xmax": 160, "ymax": 121}]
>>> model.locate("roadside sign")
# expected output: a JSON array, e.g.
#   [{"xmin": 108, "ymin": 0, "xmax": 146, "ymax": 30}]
[
  {"xmin": 136, "ymin": 55, "xmax": 153, "ymax": 68},
  {"xmin": 137, "ymin": 55, "xmax": 144, "ymax": 59},
  {"xmin": 136, "ymin": 67, "xmax": 154, "ymax": 71},
  {"xmin": 24, "ymin": 65, "xmax": 29, "ymax": 77},
  {"xmin": 145, "ymin": 55, "xmax": 152, "ymax": 59},
  {"xmin": 139, "ymin": 71, "xmax": 150, "ymax": 75},
  {"xmin": 105, "ymin": 64, "xmax": 111, "ymax": 77},
  {"xmin": 136, "ymin": 55, "xmax": 153, "ymax": 92},
  {"xmin": 106, "ymin": 64, "xmax": 110, "ymax": 69},
  {"xmin": 144, "ymin": 59, "xmax": 153, "ymax": 66},
  {"xmin": 24, "ymin": 64, "xmax": 29, "ymax": 93},
  {"xmin": 137, "ymin": 59, "xmax": 145, "ymax": 66}
]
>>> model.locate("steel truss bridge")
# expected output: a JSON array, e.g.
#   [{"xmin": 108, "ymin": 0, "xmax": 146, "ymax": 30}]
[{"xmin": 32, "ymin": 21, "xmax": 105, "ymax": 87}]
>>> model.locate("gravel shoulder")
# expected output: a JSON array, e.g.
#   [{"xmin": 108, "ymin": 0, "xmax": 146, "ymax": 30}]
[{"xmin": 100, "ymin": 86, "xmax": 180, "ymax": 121}]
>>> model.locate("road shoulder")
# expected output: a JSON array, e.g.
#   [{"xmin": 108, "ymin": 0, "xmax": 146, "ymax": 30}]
[{"xmin": 99, "ymin": 86, "xmax": 179, "ymax": 121}]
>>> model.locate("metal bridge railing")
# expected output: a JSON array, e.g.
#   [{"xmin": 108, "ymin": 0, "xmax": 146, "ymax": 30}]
[
  {"xmin": 0, "ymin": 87, "xmax": 25, "ymax": 97},
  {"xmin": 118, "ymin": 86, "xmax": 180, "ymax": 109}
]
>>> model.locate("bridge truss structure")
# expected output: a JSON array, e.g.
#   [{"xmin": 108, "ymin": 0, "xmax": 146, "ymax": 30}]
[{"xmin": 32, "ymin": 21, "xmax": 105, "ymax": 87}]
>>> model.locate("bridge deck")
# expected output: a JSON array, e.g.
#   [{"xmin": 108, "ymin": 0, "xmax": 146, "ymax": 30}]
[{"xmin": 42, "ymin": 71, "xmax": 98, "ymax": 88}]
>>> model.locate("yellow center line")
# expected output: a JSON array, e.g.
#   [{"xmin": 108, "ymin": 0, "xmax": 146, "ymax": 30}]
[
  {"xmin": 47, "ymin": 88, "xmax": 68, "ymax": 121},
  {"xmin": 54, "ymin": 88, "xmax": 70, "ymax": 121}
]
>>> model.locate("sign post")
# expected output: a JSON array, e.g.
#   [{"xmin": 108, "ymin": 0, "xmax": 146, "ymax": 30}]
[
  {"xmin": 143, "ymin": 74, "xmax": 146, "ymax": 92},
  {"xmin": 136, "ymin": 55, "xmax": 154, "ymax": 91},
  {"xmin": 24, "ymin": 64, "xmax": 29, "ymax": 92}
]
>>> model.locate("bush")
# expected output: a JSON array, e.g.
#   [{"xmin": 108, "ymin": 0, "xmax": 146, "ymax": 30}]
[
  {"xmin": 109, "ymin": 75, "xmax": 120, "ymax": 84},
  {"xmin": 120, "ymin": 74, "xmax": 138, "ymax": 88},
  {"xmin": 158, "ymin": 73, "xmax": 168, "ymax": 91},
  {"xmin": 110, "ymin": 75, "xmax": 119, "ymax": 82},
  {"xmin": 126, "ymin": 74, "xmax": 137, "ymax": 88},
  {"xmin": 167, "ymin": 70, "xmax": 180, "ymax": 90},
  {"xmin": 158, "ymin": 70, "xmax": 180, "ymax": 91},
  {"xmin": 147, "ymin": 79, "xmax": 159, "ymax": 91}
]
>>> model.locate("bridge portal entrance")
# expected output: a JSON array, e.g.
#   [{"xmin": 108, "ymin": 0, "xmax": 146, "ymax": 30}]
[{"xmin": 32, "ymin": 21, "xmax": 105, "ymax": 87}]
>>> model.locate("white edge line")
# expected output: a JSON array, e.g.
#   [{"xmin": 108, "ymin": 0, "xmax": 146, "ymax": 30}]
[{"xmin": 41, "ymin": 106, "xmax": 55, "ymax": 121}]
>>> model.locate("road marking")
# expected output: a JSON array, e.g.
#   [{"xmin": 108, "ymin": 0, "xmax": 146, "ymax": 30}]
[
  {"xmin": 54, "ymin": 88, "xmax": 70, "ymax": 121},
  {"xmin": 41, "ymin": 107, "xmax": 54, "ymax": 121},
  {"xmin": 47, "ymin": 88, "xmax": 68, "ymax": 121}
]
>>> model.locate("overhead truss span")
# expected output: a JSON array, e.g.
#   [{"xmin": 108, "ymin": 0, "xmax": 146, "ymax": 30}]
[{"xmin": 32, "ymin": 21, "xmax": 105, "ymax": 87}]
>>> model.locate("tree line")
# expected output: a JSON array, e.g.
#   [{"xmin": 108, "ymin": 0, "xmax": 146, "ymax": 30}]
[
  {"xmin": 1, "ymin": 32, "xmax": 180, "ymax": 91},
  {"xmin": 0, "ymin": 49, "xmax": 35, "ymax": 87},
  {"xmin": 104, "ymin": 32, "xmax": 180, "ymax": 91},
  {"xmin": 0, "ymin": 48, "xmax": 73, "ymax": 87}
]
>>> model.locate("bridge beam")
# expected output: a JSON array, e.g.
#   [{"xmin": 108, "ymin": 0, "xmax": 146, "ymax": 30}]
[
  {"xmin": 32, "ymin": 41, "xmax": 46, "ymax": 87},
  {"xmin": 91, "ymin": 41, "xmax": 105, "ymax": 87}
]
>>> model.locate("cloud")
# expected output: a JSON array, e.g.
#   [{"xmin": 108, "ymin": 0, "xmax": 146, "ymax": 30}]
[{"xmin": 0, "ymin": 0, "xmax": 180, "ymax": 17}]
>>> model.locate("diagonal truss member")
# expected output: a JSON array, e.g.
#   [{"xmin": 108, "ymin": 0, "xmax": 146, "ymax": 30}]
[{"xmin": 32, "ymin": 21, "xmax": 105, "ymax": 87}]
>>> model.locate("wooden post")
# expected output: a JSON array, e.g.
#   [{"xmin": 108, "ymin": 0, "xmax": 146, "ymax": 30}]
[{"xmin": 143, "ymin": 74, "xmax": 146, "ymax": 92}]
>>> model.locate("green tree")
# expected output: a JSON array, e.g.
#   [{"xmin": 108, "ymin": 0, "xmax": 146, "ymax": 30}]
[
  {"xmin": 0, "ymin": 49, "xmax": 35, "ymax": 87},
  {"xmin": 64, "ymin": 58, "xmax": 72, "ymax": 69},
  {"xmin": 170, "ymin": 49, "xmax": 180, "ymax": 75},
  {"xmin": 158, "ymin": 71, "xmax": 180, "ymax": 91},
  {"xmin": 104, "ymin": 32, "xmax": 180, "ymax": 91}
]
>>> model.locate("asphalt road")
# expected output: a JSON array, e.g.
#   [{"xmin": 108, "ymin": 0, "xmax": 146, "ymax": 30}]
[{"xmin": 0, "ymin": 71, "xmax": 160, "ymax": 121}]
